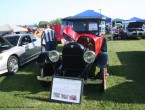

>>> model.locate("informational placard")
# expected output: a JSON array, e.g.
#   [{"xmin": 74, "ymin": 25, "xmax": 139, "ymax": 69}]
[{"xmin": 50, "ymin": 76, "xmax": 84, "ymax": 104}]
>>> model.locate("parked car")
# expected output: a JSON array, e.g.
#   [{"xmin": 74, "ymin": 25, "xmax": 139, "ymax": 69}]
[
  {"xmin": 126, "ymin": 21, "xmax": 145, "ymax": 38},
  {"xmin": 36, "ymin": 17, "xmax": 108, "ymax": 92},
  {"xmin": 0, "ymin": 33, "xmax": 41, "ymax": 74}
]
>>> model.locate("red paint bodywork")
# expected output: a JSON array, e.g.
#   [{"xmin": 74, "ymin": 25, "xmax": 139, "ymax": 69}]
[
  {"xmin": 53, "ymin": 24, "xmax": 63, "ymax": 42},
  {"xmin": 63, "ymin": 26, "xmax": 105, "ymax": 56}
]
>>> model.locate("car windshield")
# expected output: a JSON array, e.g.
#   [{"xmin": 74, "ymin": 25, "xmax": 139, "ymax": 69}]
[
  {"xmin": 73, "ymin": 21, "xmax": 86, "ymax": 31},
  {"xmin": 0, "ymin": 37, "xmax": 11, "ymax": 52},
  {"xmin": 5, "ymin": 35, "xmax": 20, "ymax": 46}
]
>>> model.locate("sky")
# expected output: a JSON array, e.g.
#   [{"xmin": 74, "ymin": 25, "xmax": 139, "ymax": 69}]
[{"xmin": 0, "ymin": 0, "xmax": 145, "ymax": 25}]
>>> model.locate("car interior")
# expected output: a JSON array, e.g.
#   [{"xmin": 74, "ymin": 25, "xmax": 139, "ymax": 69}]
[{"xmin": 21, "ymin": 36, "xmax": 31, "ymax": 45}]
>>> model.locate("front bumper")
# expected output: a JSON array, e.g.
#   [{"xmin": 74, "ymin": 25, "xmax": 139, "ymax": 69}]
[
  {"xmin": 0, "ymin": 63, "xmax": 8, "ymax": 74},
  {"xmin": 37, "ymin": 76, "xmax": 52, "ymax": 82},
  {"xmin": 0, "ymin": 68, "xmax": 8, "ymax": 74},
  {"xmin": 128, "ymin": 31, "xmax": 145, "ymax": 37}
]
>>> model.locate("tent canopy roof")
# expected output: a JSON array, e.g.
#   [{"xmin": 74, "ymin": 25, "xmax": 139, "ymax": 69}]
[
  {"xmin": 128, "ymin": 17, "xmax": 144, "ymax": 21},
  {"xmin": 63, "ymin": 10, "xmax": 111, "ymax": 22},
  {"xmin": 0, "ymin": 24, "xmax": 28, "ymax": 33}
]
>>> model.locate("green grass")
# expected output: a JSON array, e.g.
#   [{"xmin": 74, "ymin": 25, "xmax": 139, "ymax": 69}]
[{"xmin": 1, "ymin": 37, "xmax": 145, "ymax": 110}]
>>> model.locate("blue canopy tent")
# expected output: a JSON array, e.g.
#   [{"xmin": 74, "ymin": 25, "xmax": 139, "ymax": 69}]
[
  {"xmin": 128, "ymin": 17, "xmax": 144, "ymax": 21},
  {"xmin": 122, "ymin": 17, "xmax": 145, "ymax": 26},
  {"xmin": 63, "ymin": 10, "xmax": 111, "ymax": 23}
]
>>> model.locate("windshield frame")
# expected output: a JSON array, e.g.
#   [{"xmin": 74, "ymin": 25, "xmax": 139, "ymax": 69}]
[{"xmin": 62, "ymin": 20, "xmax": 100, "ymax": 36}]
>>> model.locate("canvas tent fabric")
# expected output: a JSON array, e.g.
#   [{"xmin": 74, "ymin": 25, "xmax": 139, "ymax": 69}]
[
  {"xmin": 0, "ymin": 24, "xmax": 28, "ymax": 33},
  {"xmin": 63, "ymin": 10, "xmax": 111, "ymax": 23}
]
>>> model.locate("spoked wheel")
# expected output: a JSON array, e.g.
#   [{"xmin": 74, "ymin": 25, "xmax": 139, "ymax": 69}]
[
  {"xmin": 7, "ymin": 56, "xmax": 19, "ymax": 74},
  {"xmin": 99, "ymin": 68, "xmax": 107, "ymax": 92}
]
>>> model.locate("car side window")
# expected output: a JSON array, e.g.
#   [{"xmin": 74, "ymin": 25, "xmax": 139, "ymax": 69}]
[
  {"xmin": 30, "ymin": 35, "xmax": 37, "ymax": 42},
  {"xmin": 21, "ymin": 35, "xmax": 31, "ymax": 45}
]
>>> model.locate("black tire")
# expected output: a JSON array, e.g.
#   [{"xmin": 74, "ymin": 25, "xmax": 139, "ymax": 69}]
[
  {"xmin": 141, "ymin": 36, "xmax": 145, "ymax": 39},
  {"xmin": 89, "ymin": 65, "xmax": 96, "ymax": 78},
  {"xmin": 7, "ymin": 56, "xmax": 19, "ymax": 74},
  {"xmin": 99, "ymin": 68, "xmax": 107, "ymax": 92},
  {"xmin": 40, "ymin": 81, "xmax": 51, "ymax": 88}
]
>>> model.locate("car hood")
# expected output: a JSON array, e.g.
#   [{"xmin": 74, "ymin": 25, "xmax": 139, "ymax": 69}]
[
  {"xmin": 0, "ymin": 35, "xmax": 13, "ymax": 53},
  {"xmin": 127, "ymin": 22, "xmax": 145, "ymax": 32},
  {"xmin": 63, "ymin": 26, "xmax": 97, "ymax": 42}
]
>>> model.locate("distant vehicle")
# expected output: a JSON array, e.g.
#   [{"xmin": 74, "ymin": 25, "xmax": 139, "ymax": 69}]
[
  {"xmin": 0, "ymin": 34, "xmax": 41, "ymax": 74},
  {"xmin": 126, "ymin": 21, "xmax": 145, "ymax": 38}
]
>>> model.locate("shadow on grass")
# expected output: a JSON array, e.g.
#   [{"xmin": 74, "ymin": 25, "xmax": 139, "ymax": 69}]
[
  {"xmin": 110, "ymin": 51, "xmax": 145, "ymax": 81},
  {"xmin": 84, "ymin": 51, "xmax": 145, "ymax": 104},
  {"xmin": 83, "ymin": 80, "xmax": 145, "ymax": 104},
  {"xmin": 0, "ymin": 60, "xmax": 50, "ymax": 94}
]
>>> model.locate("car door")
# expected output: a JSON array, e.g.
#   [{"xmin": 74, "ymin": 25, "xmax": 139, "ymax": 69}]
[
  {"xmin": 19, "ymin": 35, "xmax": 34, "ymax": 62},
  {"xmin": 29, "ymin": 34, "xmax": 41, "ymax": 57}
]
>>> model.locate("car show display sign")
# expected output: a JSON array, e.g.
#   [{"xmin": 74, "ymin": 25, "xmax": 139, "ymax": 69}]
[{"xmin": 50, "ymin": 76, "xmax": 84, "ymax": 104}]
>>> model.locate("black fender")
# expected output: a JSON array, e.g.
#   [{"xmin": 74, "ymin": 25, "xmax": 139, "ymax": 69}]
[
  {"xmin": 36, "ymin": 51, "xmax": 51, "ymax": 66},
  {"xmin": 36, "ymin": 51, "xmax": 62, "ymax": 76},
  {"xmin": 101, "ymin": 37, "xmax": 107, "ymax": 52},
  {"xmin": 95, "ymin": 52, "xmax": 108, "ymax": 68}
]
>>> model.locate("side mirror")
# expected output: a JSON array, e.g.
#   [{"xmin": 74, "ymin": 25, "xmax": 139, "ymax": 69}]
[{"xmin": 32, "ymin": 39, "xmax": 37, "ymax": 42}]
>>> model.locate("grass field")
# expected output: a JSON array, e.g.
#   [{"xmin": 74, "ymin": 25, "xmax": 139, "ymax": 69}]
[{"xmin": 0, "ymin": 37, "xmax": 145, "ymax": 110}]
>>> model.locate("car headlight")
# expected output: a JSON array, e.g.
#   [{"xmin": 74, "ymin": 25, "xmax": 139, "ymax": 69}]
[
  {"xmin": 83, "ymin": 51, "xmax": 96, "ymax": 63},
  {"xmin": 49, "ymin": 50, "xmax": 59, "ymax": 62}
]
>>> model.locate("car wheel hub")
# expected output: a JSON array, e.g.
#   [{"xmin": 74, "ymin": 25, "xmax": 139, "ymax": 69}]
[{"xmin": 9, "ymin": 58, "xmax": 18, "ymax": 72}]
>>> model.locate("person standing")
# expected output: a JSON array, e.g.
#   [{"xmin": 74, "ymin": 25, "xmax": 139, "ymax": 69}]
[
  {"xmin": 41, "ymin": 23, "xmax": 57, "ymax": 51},
  {"xmin": 111, "ymin": 26, "xmax": 117, "ymax": 40}
]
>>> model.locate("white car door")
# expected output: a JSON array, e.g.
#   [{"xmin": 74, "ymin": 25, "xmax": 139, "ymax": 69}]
[
  {"xmin": 29, "ymin": 34, "xmax": 41, "ymax": 56},
  {"xmin": 19, "ymin": 35, "xmax": 34, "ymax": 62}
]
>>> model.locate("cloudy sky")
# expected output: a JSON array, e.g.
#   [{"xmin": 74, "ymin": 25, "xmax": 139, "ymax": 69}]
[{"xmin": 0, "ymin": 0, "xmax": 144, "ymax": 25}]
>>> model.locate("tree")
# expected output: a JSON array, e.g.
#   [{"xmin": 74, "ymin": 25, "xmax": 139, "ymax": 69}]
[
  {"xmin": 38, "ymin": 21, "xmax": 49, "ymax": 28},
  {"xmin": 38, "ymin": 18, "xmax": 62, "ymax": 28},
  {"xmin": 49, "ymin": 18, "xmax": 62, "ymax": 25}
]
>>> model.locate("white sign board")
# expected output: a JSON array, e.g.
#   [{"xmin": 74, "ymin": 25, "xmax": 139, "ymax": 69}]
[{"xmin": 50, "ymin": 76, "xmax": 84, "ymax": 104}]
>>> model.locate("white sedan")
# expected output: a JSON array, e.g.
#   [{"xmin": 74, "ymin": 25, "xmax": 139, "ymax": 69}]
[{"xmin": 0, "ymin": 33, "xmax": 41, "ymax": 74}]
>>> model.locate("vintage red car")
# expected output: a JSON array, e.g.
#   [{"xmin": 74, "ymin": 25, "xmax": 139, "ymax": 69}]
[{"xmin": 36, "ymin": 16, "xmax": 108, "ymax": 92}]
